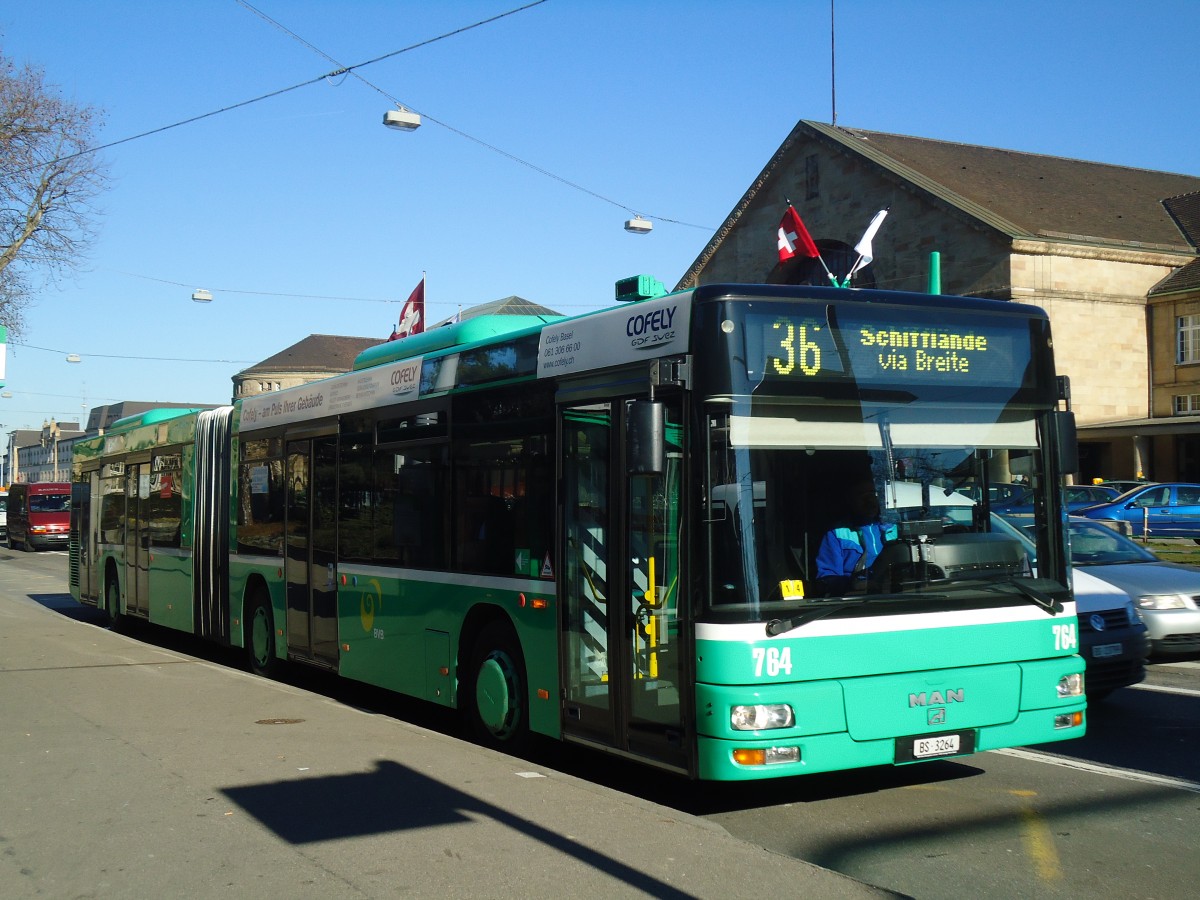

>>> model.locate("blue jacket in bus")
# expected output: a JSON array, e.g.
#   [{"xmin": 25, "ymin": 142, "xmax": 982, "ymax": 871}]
[{"xmin": 816, "ymin": 521, "xmax": 899, "ymax": 581}]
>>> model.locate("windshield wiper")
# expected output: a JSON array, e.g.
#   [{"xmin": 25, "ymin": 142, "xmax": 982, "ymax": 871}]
[
  {"xmin": 765, "ymin": 593, "xmax": 950, "ymax": 636},
  {"xmin": 964, "ymin": 575, "xmax": 1065, "ymax": 614}
]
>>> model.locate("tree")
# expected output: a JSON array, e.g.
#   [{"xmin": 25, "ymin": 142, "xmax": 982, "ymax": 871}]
[{"xmin": 1, "ymin": 48, "xmax": 107, "ymax": 337}]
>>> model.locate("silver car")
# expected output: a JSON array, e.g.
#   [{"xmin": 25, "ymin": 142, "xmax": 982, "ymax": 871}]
[
  {"xmin": 1062, "ymin": 518, "xmax": 1200, "ymax": 656},
  {"xmin": 1007, "ymin": 514, "xmax": 1200, "ymax": 656},
  {"xmin": 989, "ymin": 514, "xmax": 1148, "ymax": 695}
]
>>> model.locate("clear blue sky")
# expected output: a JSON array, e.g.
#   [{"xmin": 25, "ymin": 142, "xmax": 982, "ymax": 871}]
[{"xmin": 2, "ymin": 0, "xmax": 1197, "ymax": 432}]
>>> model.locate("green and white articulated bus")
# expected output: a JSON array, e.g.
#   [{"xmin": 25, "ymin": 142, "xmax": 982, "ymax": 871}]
[{"xmin": 69, "ymin": 279, "xmax": 1085, "ymax": 780}]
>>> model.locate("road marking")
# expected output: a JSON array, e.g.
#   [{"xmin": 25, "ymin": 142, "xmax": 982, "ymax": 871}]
[
  {"xmin": 1130, "ymin": 682, "xmax": 1200, "ymax": 698},
  {"xmin": 1017, "ymin": 801, "xmax": 1063, "ymax": 883},
  {"xmin": 994, "ymin": 748, "xmax": 1200, "ymax": 793}
]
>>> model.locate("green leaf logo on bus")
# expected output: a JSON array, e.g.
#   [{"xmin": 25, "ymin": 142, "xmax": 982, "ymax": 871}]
[{"xmin": 360, "ymin": 578, "xmax": 384, "ymax": 638}]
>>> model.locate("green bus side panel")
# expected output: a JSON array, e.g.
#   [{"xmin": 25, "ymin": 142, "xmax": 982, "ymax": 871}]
[
  {"xmin": 147, "ymin": 551, "xmax": 193, "ymax": 632},
  {"xmin": 335, "ymin": 568, "xmax": 561, "ymax": 739},
  {"xmin": 225, "ymin": 561, "xmax": 561, "ymax": 740}
]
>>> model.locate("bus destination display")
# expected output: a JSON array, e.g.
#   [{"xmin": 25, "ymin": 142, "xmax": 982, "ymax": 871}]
[{"xmin": 747, "ymin": 308, "xmax": 1034, "ymax": 389}]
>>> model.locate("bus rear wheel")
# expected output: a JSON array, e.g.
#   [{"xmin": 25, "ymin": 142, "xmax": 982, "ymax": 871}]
[
  {"xmin": 246, "ymin": 591, "xmax": 279, "ymax": 678},
  {"xmin": 104, "ymin": 575, "xmax": 123, "ymax": 631},
  {"xmin": 465, "ymin": 621, "xmax": 529, "ymax": 752}
]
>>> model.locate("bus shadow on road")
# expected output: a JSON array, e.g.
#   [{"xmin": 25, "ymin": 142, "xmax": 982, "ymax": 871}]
[
  {"xmin": 220, "ymin": 759, "xmax": 697, "ymax": 899},
  {"xmin": 28, "ymin": 592, "xmax": 108, "ymax": 625}
]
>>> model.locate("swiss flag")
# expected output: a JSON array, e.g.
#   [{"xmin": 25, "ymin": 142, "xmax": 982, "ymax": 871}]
[
  {"xmin": 777, "ymin": 205, "xmax": 820, "ymax": 262},
  {"xmin": 388, "ymin": 277, "xmax": 425, "ymax": 341}
]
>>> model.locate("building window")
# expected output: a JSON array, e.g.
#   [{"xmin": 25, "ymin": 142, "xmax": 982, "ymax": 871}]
[
  {"xmin": 1174, "ymin": 394, "xmax": 1200, "ymax": 415},
  {"xmin": 1177, "ymin": 315, "xmax": 1200, "ymax": 364},
  {"xmin": 805, "ymin": 154, "xmax": 819, "ymax": 200}
]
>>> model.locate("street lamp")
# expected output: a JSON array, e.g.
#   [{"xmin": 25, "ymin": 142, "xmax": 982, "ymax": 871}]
[{"xmin": 383, "ymin": 108, "xmax": 421, "ymax": 131}]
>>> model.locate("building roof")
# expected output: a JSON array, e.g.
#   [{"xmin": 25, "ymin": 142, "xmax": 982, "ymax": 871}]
[
  {"xmin": 815, "ymin": 123, "xmax": 1200, "ymax": 251},
  {"xmin": 430, "ymin": 295, "xmax": 560, "ymax": 327},
  {"xmin": 237, "ymin": 334, "xmax": 381, "ymax": 377},
  {"xmin": 682, "ymin": 120, "xmax": 1200, "ymax": 288},
  {"xmin": 1163, "ymin": 191, "xmax": 1200, "ymax": 251},
  {"xmin": 1148, "ymin": 193, "xmax": 1200, "ymax": 297}
]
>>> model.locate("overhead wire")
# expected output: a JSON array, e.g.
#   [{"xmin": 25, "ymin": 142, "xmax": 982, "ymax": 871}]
[
  {"xmin": 11, "ymin": 342, "xmax": 255, "ymax": 365},
  {"xmin": 236, "ymin": 0, "xmax": 713, "ymax": 230},
  {"xmin": 15, "ymin": 0, "xmax": 713, "ymax": 231},
  {"xmin": 110, "ymin": 268, "xmax": 395, "ymax": 304}
]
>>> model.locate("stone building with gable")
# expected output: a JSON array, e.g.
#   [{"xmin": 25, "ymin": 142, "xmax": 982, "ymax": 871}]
[
  {"xmin": 232, "ymin": 334, "xmax": 380, "ymax": 400},
  {"xmin": 678, "ymin": 120, "xmax": 1200, "ymax": 482}
]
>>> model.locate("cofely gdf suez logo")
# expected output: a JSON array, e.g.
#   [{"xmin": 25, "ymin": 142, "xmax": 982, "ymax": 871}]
[
  {"xmin": 389, "ymin": 358, "xmax": 421, "ymax": 398},
  {"xmin": 627, "ymin": 304, "xmax": 678, "ymax": 350}
]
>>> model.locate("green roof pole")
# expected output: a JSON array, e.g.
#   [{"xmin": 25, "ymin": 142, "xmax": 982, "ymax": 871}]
[{"xmin": 928, "ymin": 251, "xmax": 941, "ymax": 295}]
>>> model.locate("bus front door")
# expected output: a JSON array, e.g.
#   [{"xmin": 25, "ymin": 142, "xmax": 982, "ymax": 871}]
[
  {"xmin": 560, "ymin": 397, "xmax": 688, "ymax": 773},
  {"xmin": 124, "ymin": 461, "xmax": 150, "ymax": 617},
  {"xmin": 285, "ymin": 436, "xmax": 339, "ymax": 669}
]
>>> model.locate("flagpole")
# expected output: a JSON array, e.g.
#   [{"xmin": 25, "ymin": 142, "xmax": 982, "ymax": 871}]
[{"xmin": 830, "ymin": 0, "xmax": 837, "ymax": 126}]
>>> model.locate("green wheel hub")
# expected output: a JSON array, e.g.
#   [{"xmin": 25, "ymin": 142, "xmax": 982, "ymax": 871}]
[{"xmin": 475, "ymin": 650, "xmax": 522, "ymax": 740}]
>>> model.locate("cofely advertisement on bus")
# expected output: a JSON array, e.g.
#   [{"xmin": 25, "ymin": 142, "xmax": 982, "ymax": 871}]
[{"xmin": 536, "ymin": 294, "xmax": 693, "ymax": 378}]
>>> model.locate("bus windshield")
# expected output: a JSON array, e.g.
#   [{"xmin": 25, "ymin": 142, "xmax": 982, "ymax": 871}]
[{"xmin": 702, "ymin": 395, "xmax": 1058, "ymax": 622}]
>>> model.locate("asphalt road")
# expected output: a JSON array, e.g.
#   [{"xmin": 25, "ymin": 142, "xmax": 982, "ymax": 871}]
[{"xmin": 7, "ymin": 546, "xmax": 1199, "ymax": 899}]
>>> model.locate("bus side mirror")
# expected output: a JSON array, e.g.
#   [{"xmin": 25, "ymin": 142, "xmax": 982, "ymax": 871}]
[
  {"xmin": 627, "ymin": 400, "xmax": 665, "ymax": 476},
  {"xmin": 1053, "ymin": 410, "xmax": 1079, "ymax": 474}
]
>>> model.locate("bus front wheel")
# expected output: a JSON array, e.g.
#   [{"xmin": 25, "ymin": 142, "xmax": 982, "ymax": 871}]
[
  {"xmin": 246, "ymin": 592, "xmax": 279, "ymax": 678},
  {"xmin": 465, "ymin": 621, "xmax": 530, "ymax": 752}
]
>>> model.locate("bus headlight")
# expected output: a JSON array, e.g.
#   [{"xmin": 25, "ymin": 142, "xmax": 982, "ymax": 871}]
[
  {"xmin": 730, "ymin": 703, "xmax": 795, "ymax": 731},
  {"xmin": 1057, "ymin": 673, "xmax": 1084, "ymax": 698}
]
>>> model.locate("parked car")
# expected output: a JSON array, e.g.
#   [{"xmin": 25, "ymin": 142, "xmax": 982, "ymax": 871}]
[
  {"xmin": 993, "ymin": 483, "xmax": 1120, "ymax": 515},
  {"xmin": 1007, "ymin": 515, "xmax": 1200, "ymax": 657},
  {"xmin": 989, "ymin": 514, "xmax": 1148, "ymax": 695},
  {"xmin": 950, "ymin": 481, "xmax": 1028, "ymax": 505},
  {"xmin": 1099, "ymin": 480, "xmax": 1154, "ymax": 494},
  {"xmin": 0, "ymin": 488, "xmax": 7, "ymax": 544},
  {"xmin": 1075, "ymin": 482, "xmax": 1200, "ymax": 538}
]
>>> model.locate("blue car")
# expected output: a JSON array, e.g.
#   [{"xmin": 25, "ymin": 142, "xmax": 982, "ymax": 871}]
[{"xmin": 1076, "ymin": 482, "xmax": 1200, "ymax": 538}]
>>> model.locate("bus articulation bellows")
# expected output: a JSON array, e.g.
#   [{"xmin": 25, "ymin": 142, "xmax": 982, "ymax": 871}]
[{"xmin": 70, "ymin": 281, "xmax": 1085, "ymax": 780}]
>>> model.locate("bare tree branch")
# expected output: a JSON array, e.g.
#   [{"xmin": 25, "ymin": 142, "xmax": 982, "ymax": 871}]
[{"xmin": 1, "ymin": 48, "xmax": 108, "ymax": 338}]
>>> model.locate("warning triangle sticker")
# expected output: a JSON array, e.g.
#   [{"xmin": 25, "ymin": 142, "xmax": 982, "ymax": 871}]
[{"xmin": 541, "ymin": 552, "xmax": 554, "ymax": 578}]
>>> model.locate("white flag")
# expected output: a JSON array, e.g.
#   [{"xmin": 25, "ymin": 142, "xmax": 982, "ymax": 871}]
[{"xmin": 854, "ymin": 209, "xmax": 888, "ymax": 266}]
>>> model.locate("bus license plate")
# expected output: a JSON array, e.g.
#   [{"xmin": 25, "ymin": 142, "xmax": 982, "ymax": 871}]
[
  {"xmin": 1093, "ymin": 642, "xmax": 1122, "ymax": 658},
  {"xmin": 914, "ymin": 734, "xmax": 960, "ymax": 758}
]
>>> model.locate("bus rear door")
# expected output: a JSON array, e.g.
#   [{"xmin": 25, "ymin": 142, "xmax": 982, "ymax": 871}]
[
  {"xmin": 124, "ymin": 459, "xmax": 151, "ymax": 616},
  {"xmin": 284, "ymin": 434, "xmax": 339, "ymax": 668}
]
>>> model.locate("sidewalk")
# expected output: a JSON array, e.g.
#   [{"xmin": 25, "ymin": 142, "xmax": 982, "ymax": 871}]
[{"xmin": 0, "ymin": 587, "xmax": 901, "ymax": 899}]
